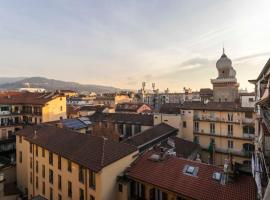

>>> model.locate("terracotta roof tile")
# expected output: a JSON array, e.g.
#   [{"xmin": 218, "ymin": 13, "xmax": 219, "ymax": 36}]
[
  {"xmin": 127, "ymin": 152, "xmax": 257, "ymax": 200},
  {"xmin": 123, "ymin": 123, "xmax": 177, "ymax": 148},
  {"xmin": 89, "ymin": 113, "xmax": 154, "ymax": 126},
  {"xmin": 17, "ymin": 124, "xmax": 137, "ymax": 172}
]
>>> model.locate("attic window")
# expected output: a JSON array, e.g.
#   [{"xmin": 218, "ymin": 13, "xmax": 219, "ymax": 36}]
[
  {"xmin": 183, "ymin": 165, "xmax": 198, "ymax": 176},
  {"xmin": 212, "ymin": 172, "xmax": 221, "ymax": 181},
  {"xmin": 186, "ymin": 166, "xmax": 195, "ymax": 174}
]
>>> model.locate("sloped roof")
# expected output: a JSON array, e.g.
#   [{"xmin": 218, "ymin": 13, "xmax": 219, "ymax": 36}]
[
  {"xmin": 89, "ymin": 113, "xmax": 154, "ymax": 126},
  {"xmin": 123, "ymin": 123, "xmax": 177, "ymax": 147},
  {"xmin": 115, "ymin": 102, "xmax": 151, "ymax": 113},
  {"xmin": 159, "ymin": 103, "xmax": 181, "ymax": 114},
  {"xmin": 16, "ymin": 124, "xmax": 137, "ymax": 172},
  {"xmin": 180, "ymin": 101, "xmax": 253, "ymax": 112},
  {"xmin": 0, "ymin": 92, "xmax": 62, "ymax": 105},
  {"xmin": 126, "ymin": 152, "xmax": 257, "ymax": 200}
]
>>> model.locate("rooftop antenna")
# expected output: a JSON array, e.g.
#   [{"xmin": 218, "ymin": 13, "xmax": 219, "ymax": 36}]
[{"xmin": 152, "ymin": 83, "xmax": 155, "ymax": 92}]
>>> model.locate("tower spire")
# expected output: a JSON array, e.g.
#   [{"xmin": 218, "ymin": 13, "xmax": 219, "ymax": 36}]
[{"xmin": 222, "ymin": 44, "xmax": 225, "ymax": 55}]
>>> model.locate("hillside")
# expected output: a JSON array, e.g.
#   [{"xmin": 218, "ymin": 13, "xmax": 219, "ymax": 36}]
[{"xmin": 0, "ymin": 77, "xmax": 120, "ymax": 93}]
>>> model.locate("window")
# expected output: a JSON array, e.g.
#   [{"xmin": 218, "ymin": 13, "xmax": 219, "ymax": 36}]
[
  {"xmin": 194, "ymin": 122, "xmax": 199, "ymax": 132},
  {"xmin": 30, "ymin": 172, "xmax": 33, "ymax": 184},
  {"xmin": 118, "ymin": 183, "xmax": 123, "ymax": 192},
  {"xmin": 228, "ymin": 140, "xmax": 234, "ymax": 149},
  {"xmin": 79, "ymin": 188, "xmax": 84, "ymax": 200},
  {"xmin": 243, "ymin": 126, "xmax": 255, "ymax": 135},
  {"xmin": 30, "ymin": 157, "xmax": 32, "ymax": 169},
  {"xmin": 36, "ymin": 176, "xmax": 39, "ymax": 189},
  {"xmin": 245, "ymin": 112, "xmax": 253, "ymax": 119},
  {"xmin": 42, "ymin": 165, "xmax": 45, "ymax": 178},
  {"xmin": 228, "ymin": 113, "xmax": 233, "ymax": 122},
  {"xmin": 42, "ymin": 182, "xmax": 45, "ymax": 195},
  {"xmin": 50, "ymin": 188, "xmax": 53, "ymax": 200},
  {"xmin": 58, "ymin": 175, "xmax": 62, "ymax": 190},
  {"xmin": 49, "ymin": 152, "xmax": 53, "ymax": 165},
  {"xmin": 248, "ymin": 98, "xmax": 254, "ymax": 102},
  {"xmin": 193, "ymin": 136, "xmax": 199, "ymax": 144},
  {"xmin": 134, "ymin": 124, "xmax": 141, "ymax": 134},
  {"xmin": 183, "ymin": 121, "xmax": 187, "ymax": 128},
  {"xmin": 68, "ymin": 181, "xmax": 72, "ymax": 198},
  {"xmin": 19, "ymin": 151, "xmax": 22, "ymax": 163},
  {"xmin": 42, "ymin": 148, "xmax": 45, "ymax": 157},
  {"xmin": 210, "ymin": 123, "xmax": 215, "ymax": 134},
  {"xmin": 131, "ymin": 181, "xmax": 145, "ymax": 198},
  {"xmin": 60, "ymin": 106, "xmax": 63, "ymax": 111},
  {"xmin": 228, "ymin": 124, "xmax": 233, "ymax": 136},
  {"xmin": 58, "ymin": 194, "xmax": 62, "ymax": 200},
  {"xmin": 49, "ymin": 169, "xmax": 53, "ymax": 184},
  {"xmin": 90, "ymin": 195, "xmax": 95, "ymax": 200},
  {"xmin": 36, "ymin": 146, "xmax": 38, "ymax": 157},
  {"xmin": 58, "ymin": 155, "xmax": 61, "ymax": 170},
  {"xmin": 89, "ymin": 170, "xmax": 96, "ymax": 189},
  {"xmin": 68, "ymin": 160, "xmax": 72, "ymax": 172},
  {"xmin": 184, "ymin": 165, "xmax": 199, "ymax": 176},
  {"xmin": 30, "ymin": 143, "xmax": 33, "ymax": 153},
  {"xmin": 79, "ymin": 166, "xmax": 84, "ymax": 183},
  {"xmin": 36, "ymin": 160, "xmax": 39, "ymax": 173},
  {"xmin": 19, "ymin": 136, "xmax": 22, "ymax": 143}
]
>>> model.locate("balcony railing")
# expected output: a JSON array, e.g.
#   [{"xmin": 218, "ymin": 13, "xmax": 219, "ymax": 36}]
[{"xmin": 193, "ymin": 116, "xmax": 242, "ymax": 123}]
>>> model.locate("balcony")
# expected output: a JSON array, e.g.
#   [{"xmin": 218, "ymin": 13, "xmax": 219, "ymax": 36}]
[
  {"xmin": 0, "ymin": 111, "xmax": 11, "ymax": 116},
  {"xmin": 243, "ymin": 133, "xmax": 255, "ymax": 139},
  {"xmin": 242, "ymin": 118, "xmax": 254, "ymax": 124},
  {"xmin": 214, "ymin": 147, "xmax": 252, "ymax": 157},
  {"xmin": 193, "ymin": 116, "xmax": 241, "ymax": 124}
]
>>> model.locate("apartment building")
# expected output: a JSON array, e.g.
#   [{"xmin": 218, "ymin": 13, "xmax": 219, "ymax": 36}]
[
  {"xmin": 0, "ymin": 92, "xmax": 66, "ymax": 160},
  {"xmin": 16, "ymin": 124, "xmax": 138, "ymax": 200},
  {"xmin": 117, "ymin": 151, "xmax": 256, "ymax": 200},
  {"xmin": 180, "ymin": 101, "xmax": 255, "ymax": 166},
  {"xmin": 249, "ymin": 58, "xmax": 270, "ymax": 199}
]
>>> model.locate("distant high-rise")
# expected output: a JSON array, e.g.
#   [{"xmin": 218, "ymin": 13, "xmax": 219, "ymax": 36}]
[{"xmin": 211, "ymin": 48, "xmax": 239, "ymax": 102}]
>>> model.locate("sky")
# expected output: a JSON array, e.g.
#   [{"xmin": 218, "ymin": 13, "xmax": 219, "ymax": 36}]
[{"xmin": 0, "ymin": 0, "xmax": 269, "ymax": 92}]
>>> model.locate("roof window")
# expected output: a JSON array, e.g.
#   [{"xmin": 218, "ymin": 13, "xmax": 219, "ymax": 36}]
[
  {"xmin": 212, "ymin": 172, "xmax": 222, "ymax": 181},
  {"xmin": 183, "ymin": 165, "xmax": 198, "ymax": 176}
]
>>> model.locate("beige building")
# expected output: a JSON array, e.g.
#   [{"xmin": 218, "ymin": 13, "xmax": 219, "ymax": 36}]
[
  {"xmin": 16, "ymin": 124, "xmax": 137, "ymax": 200},
  {"xmin": 0, "ymin": 91, "xmax": 67, "ymax": 160},
  {"xmin": 180, "ymin": 101, "xmax": 255, "ymax": 166}
]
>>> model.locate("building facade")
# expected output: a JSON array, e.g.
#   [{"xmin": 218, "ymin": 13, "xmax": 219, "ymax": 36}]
[{"xmin": 16, "ymin": 124, "xmax": 138, "ymax": 200}]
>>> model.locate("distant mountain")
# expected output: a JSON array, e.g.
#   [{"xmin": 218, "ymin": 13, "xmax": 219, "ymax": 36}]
[
  {"xmin": 0, "ymin": 77, "xmax": 121, "ymax": 93},
  {"xmin": 0, "ymin": 77, "xmax": 27, "ymax": 85}
]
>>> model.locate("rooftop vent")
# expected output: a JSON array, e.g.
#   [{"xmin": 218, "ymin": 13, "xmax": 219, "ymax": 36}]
[{"xmin": 148, "ymin": 154, "xmax": 160, "ymax": 162}]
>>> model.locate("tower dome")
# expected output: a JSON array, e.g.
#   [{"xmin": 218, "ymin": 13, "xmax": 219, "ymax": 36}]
[{"xmin": 216, "ymin": 49, "xmax": 232, "ymax": 70}]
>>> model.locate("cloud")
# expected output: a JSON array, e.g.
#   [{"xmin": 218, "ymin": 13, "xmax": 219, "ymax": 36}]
[
  {"xmin": 235, "ymin": 52, "xmax": 270, "ymax": 62},
  {"xmin": 178, "ymin": 57, "xmax": 215, "ymax": 71}
]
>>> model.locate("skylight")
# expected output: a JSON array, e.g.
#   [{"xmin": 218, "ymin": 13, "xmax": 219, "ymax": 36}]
[
  {"xmin": 186, "ymin": 166, "xmax": 195, "ymax": 174},
  {"xmin": 213, "ymin": 172, "xmax": 222, "ymax": 181}
]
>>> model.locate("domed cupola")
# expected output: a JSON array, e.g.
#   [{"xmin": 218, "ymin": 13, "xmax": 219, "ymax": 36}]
[
  {"xmin": 216, "ymin": 48, "xmax": 235, "ymax": 79},
  {"xmin": 216, "ymin": 48, "xmax": 232, "ymax": 70}
]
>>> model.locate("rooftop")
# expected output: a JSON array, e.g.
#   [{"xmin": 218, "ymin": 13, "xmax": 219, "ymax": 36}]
[
  {"xmin": 115, "ymin": 102, "xmax": 151, "ymax": 113},
  {"xmin": 180, "ymin": 101, "xmax": 253, "ymax": 112},
  {"xmin": 123, "ymin": 123, "xmax": 178, "ymax": 149},
  {"xmin": 159, "ymin": 103, "xmax": 181, "ymax": 114},
  {"xmin": 88, "ymin": 112, "xmax": 154, "ymax": 126},
  {"xmin": 0, "ymin": 91, "xmax": 63, "ymax": 105},
  {"xmin": 126, "ymin": 152, "xmax": 257, "ymax": 200},
  {"xmin": 16, "ymin": 124, "xmax": 137, "ymax": 172}
]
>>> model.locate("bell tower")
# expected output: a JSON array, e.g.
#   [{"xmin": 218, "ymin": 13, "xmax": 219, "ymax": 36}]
[{"xmin": 211, "ymin": 49, "xmax": 239, "ymax": 102}]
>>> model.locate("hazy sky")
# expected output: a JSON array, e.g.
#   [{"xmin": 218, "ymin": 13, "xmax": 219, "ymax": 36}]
[{"xmin": 0, "ymin": 0, "xmax": 269, "ymax": 92}]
